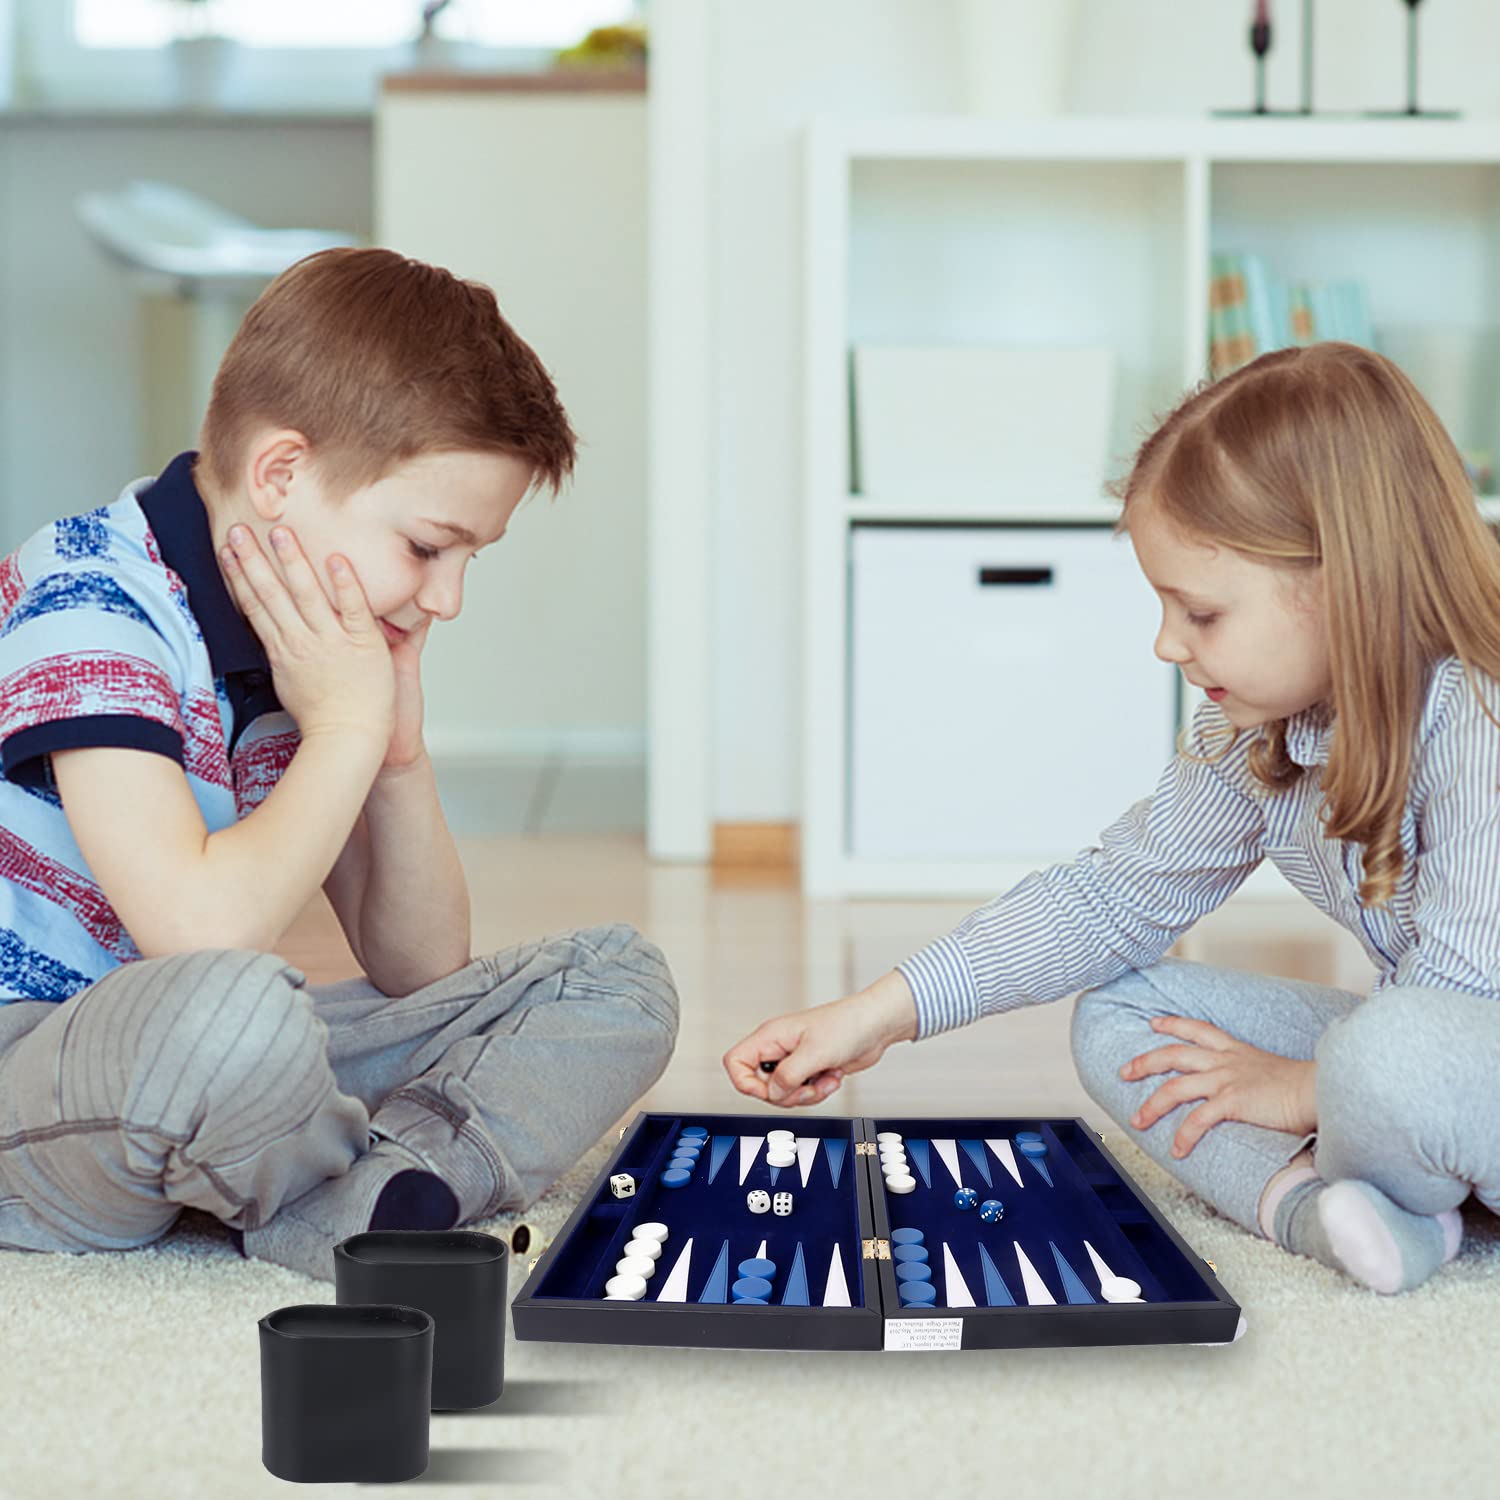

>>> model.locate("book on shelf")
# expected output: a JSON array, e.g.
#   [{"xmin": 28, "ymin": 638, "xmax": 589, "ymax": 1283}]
[{"xmin": 1208, "ymin": 252, "xmax": 1373, "ymax": 377}]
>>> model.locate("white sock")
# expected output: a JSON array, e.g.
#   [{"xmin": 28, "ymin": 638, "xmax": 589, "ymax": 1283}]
[{"xmin": 1273, "ymin": 1175, "xmax": 1463, "ymax": 1294}]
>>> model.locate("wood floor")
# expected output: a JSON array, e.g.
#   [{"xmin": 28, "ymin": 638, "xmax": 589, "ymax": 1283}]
[{"xmin": 274, "ymin": 833, "xmax": 1378, "ymax": 1129}]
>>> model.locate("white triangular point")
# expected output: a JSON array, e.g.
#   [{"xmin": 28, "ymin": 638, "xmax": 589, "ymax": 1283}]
[
  {"xmin": 1014, "ymin": 1243, "xmax": 1055, "ymax": 1305},
  {"xmin": 942, "ymin": 1242, "xmax": 976, "ymax": 1307},
  {"xmin": 796, "ymin": 1136, "xmax": 819, "ymax": 1188},
  {"xmin": 1082, "ymin": 1239, "xmax": 1115, "ymax": 1287},
  {"xmin": 986, "ymin": 1138, "xmax": 1025, "ymax": 1189},
  {"xmin": 757, "ymin": 1239, "xmax": 768, "ymax": 1260},
  {"xmin": 656, "ymin": 1237, "xmax": 693, "ymax": 1302},
  {"xmin": 738, "ymin": 1136, "xmax": 765, "ymax": 1185},
  {"xmin": 823, "ymin": 1245, "xmax": 851, "ymax": 1307},
  {"xmin": 932, "ymin": 1139, "xmax": 965, "ymax": 1188}
]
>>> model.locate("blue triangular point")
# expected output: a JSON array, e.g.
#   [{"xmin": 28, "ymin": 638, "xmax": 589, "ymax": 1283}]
[
  {"xmin": 781, "ymin": 1242, "xmax": 810, "ymax": 1306},
  {"xmin": 977, "ymin": 1243, "xmax": 1015, "ymax": 1306},
  {"xmin": 707, "ymin": 1135, "xmax": 736, "ymax": 1185},
  {"xmin": 907, "ymin": 1140, "xmax": 932, "ymax": 1189},
  {"xmin": 959, "ymin": 1139, "xmax": 993, "ymax": 1188},
  {"xmin": 825, "ymin": 1138, "xmax": 847, "ymax": 1189},
  {"xmin": 699, "ymin": 1239, "xmax": 730, "ymax": 1303},
  {"xmin": 1050, "ymin": 1241, "xmax": 1095, "ymax": 1303}
]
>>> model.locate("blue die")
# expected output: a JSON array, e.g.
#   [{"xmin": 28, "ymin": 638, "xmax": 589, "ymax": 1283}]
[
  {"xmin": 953, "ymin": 1188, "xmax": 978, "ymax": 1210},
  {"xmin": 979, "ymin": 1199, "xmax": 1005, "ymax": 1223}
]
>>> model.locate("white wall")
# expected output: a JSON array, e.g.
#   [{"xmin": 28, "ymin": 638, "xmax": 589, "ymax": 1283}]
[
  {"xmin": 376, "ymin": 91, "xmax": 647, "ymax": 764},
  {"xmin": 693, "ymin": 0, "xmax": 1500, "ymax": 826}
]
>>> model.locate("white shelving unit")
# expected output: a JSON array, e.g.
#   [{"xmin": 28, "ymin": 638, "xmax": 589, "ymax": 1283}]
[{"xmin": 804, "ymin": 115, "xmax": 1500, "ymax": 899}]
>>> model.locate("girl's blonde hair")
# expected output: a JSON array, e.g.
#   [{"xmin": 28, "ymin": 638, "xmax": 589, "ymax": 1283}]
[{"xmin": 1110, "ymin": 341, "xmax": 1500, "ymax": 909}]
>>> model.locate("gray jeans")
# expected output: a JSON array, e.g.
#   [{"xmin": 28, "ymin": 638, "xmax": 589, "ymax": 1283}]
[
  {"xmin": 1071, "ymin": 956, "xmax": 1499, "ymax": 1236},
  {"xmin": 0, "ymin": 922, "xmax": 678, "ymax": 1253}
]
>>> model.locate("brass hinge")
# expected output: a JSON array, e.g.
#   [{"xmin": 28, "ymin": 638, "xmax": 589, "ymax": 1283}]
[
  {"xmin": 1205, "ymin": 1258, "xmax": 1217, "ymax": 1274},
  {"xmin": 855, "ymin": 1142, "xmax": 877, "ymax": 1156},
  {"xmin": 528, "ymin": 1259, "xmax": 538, "ymax": 1273},
  {"xmin": 618, "ymin": 1127, "xmax": 627, "ymax": 1140},
  {"xmin": 862, "ymin": 1238, "xmax": 891, "ymax": 1260}
]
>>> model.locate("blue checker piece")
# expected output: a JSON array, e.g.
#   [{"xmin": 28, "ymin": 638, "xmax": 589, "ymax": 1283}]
[
  {"xmin": 898, "ymin": 1282, "xmax": 937, "ymax": 1306},
  {"xmin": 892, "ymin": 1244, "xmax": 929, "ymax": 1264},
  {"xmin": 732, "ymin": 1276, "xmax": 773, "ymax": 1299},
  {"xmin": 733, "ymin": 1296, "xmax": 769, "ymax": 1305},
  {"xmin": 668, "ymin": 1153, "xmax": 698, "ymax": 1169},
  {"xmin": 738, "ymin": 1257, "xmax": 776, "ymax": 1279},
  {"xmin": 661, "ymin": 1169, "xmax": 692, "ymax": 1188},
  {"xmin": 1018, "ymin": 1140, "xmax": 1048, "ymax": 1159},
  {"xmin": 890, "ymin": 1228, "xmax": 925, "ymax": 1245},
  {"xmin": 680, "ymin": 1126, "xmax": 709, "ymax": 1139},
  {"xmin": 1016, "ymin": 1131, "xmax": 1042, "ymax": 1143},
  {"xmin": 895, "ymin": 1263, "xmax": 933, "ymax": 1283}
]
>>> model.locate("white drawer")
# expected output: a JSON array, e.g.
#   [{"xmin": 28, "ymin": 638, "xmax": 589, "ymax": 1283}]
[{"xmin": 849, "ymin": 524, "xmax": 1178, "ymax": 860}]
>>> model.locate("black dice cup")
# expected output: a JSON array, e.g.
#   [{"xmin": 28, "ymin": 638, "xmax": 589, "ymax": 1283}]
[
  {"xmin": 334, "ymin": 1230, "xmax": 508, "ymax": 1410},
  {"xmin": 258, "ymin": 1303, "xmax": 433, "ymax": 1484}
]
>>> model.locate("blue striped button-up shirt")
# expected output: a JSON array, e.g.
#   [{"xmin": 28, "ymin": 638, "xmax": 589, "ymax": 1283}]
[{"xmin": 898, "ymin": 655, "xmax": 1500, "ymax": 1039}]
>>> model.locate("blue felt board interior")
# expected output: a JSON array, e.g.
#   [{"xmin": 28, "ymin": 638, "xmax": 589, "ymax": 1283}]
[
  {"xmin": 531, "ymin": 1114, "xmax": 868, "ymax": 1308},
  {"xmin": 873, "ymin": 1117, "xmax": 1214, "ymax": 1306}
]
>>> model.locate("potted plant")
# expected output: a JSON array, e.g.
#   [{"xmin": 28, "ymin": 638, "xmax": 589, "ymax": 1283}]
[{"xmin": 159, "ymin": 0, "xmax": 237, "ymax": 109}]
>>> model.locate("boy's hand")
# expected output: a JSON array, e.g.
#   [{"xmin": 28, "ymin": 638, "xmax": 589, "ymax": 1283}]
[
  {"xmin": 1120, "ymin": 1016, "xmax": 1318, "ymax": 1158},
  {"xmin": 220, "ymin": 524, "xmax": 395, "ymax": 754},
  {"xmin": 381, "ymin": 614, "xmax": 434, "ymax": 774},
  {"xmin": 723, "ymin": 969, "xmax": 920, "ymax": 1108}
]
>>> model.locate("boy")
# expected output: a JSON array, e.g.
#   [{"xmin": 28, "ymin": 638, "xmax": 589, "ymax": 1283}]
[{"xmin": 0, "ymin": 248, "xmax": 679, "ymax": 1281}]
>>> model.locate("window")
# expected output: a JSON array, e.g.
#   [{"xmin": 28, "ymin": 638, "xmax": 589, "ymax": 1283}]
[
  {"xmin": 74, "ymin": 2, "xmax": 639, "ymax": 50},
  {"xmin": 16, "ymin": 0, "xmax": 642, "ymax": 111}
]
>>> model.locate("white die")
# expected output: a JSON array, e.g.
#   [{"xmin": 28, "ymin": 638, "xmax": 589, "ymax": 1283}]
[
  {"xmin": 747, "ymin": 1190, "xmax": 771, "ymax": 1214},
  {"xmin": 609, "ymin": 1173, "xmax": 636, "ymax": 1199},
  {"xmin": 773, "ymin": 1191, "xmax": 793, "ymax": 1217}
]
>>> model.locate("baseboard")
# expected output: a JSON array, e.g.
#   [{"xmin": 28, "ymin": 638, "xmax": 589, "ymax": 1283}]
[{"xmin": 712, "ymin": 821, "xmax": 801, "ymax": 871}]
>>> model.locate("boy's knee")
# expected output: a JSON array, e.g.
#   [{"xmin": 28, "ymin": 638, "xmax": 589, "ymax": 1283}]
[
  {"xmin": 576, "ymin": 922, "xmax": 680, "ymax": 1044},
  {"xmin": 133, "ymin": 949, "xmax": 321, "ymax": 1098}
]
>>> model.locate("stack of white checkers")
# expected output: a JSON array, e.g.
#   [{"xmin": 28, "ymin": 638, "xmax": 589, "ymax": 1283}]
[
  {"xmin": 878, "ymin": 1132, "xmax": 916, "ymax": 1194},
  {"xmin": 603, "ymin": 1221, "xmax": 672, "ymax": 1300},
  {"xmin": 765, "ymin": 1128, "xmax": 797, "ymax": 1170}
]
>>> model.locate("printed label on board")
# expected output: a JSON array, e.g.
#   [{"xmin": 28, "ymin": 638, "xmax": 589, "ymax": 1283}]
[{"xmin": 883, "ymin": 1317, "xmax": 964, "ymax": 1351}]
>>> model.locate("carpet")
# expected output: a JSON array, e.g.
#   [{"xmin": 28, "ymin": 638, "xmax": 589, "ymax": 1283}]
[{"xmin": 2, "ymin": 1130, "xmax": 1497, "ymax": 1500}]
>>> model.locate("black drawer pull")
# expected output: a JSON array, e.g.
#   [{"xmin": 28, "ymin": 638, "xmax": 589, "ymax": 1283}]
[{"xmin": 977, "ymin": 566, "xmax": 1054, "ymax": 587}]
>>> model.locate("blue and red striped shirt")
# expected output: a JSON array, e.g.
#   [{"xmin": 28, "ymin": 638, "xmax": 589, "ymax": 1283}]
[{"xmin": 0, "ymin": 452, "xmax": 297, "ymax": 1001}]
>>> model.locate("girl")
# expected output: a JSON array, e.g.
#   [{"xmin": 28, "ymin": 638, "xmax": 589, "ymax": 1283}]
[{"xmin": 725, "ymin": 341, "xmax": 1500, "ymax": 1295}]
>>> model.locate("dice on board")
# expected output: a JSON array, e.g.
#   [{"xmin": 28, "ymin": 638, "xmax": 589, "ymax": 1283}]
[
  {"xmin": 773, "ymin": 1191, "xmax": 793, "ymax": 1217},
  {"xmin": 609, "ymin": 1173, "xmax": 636, "ymax": 1200},
  {"xmin": 953, "ymin": 1187, "xmax": 979, "ymax": 1210},
  {"xmin": 747, "ymin": 1189, "xmax": 772, "ymax": 1214}
]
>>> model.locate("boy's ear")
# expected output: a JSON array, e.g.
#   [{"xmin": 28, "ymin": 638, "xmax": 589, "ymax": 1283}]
[{"xmin": 244, "ymin": 429, "xmax": 312, "ymax": 522}]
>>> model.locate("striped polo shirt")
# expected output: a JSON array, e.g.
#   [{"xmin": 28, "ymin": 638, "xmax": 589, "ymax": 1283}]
[
  {"xmin": 900, "ymin": 655, "xmax": 1500, "ymax": 1039},
  {"xmin": 0, "ymin": 451, "xmax": 298, "ymax": 1002}
]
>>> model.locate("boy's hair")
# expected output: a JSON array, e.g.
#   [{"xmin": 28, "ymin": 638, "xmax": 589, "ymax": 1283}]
[
  {"xmin": 198, "ymin": 246, "xmax": 577, "ymax": 505},
  {"xmin": 1109, "ymin": 340, "xmax": 1500, "ymax": 911}
]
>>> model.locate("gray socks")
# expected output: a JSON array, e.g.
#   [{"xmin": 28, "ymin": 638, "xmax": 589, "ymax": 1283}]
[{"xmin": 1272, "ymin": 1174, "xmax": 1463, "ymax": 1294}]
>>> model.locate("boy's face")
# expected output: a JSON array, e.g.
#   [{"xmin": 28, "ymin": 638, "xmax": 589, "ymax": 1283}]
[
  {"xmin": 1128, "ymin": 496, "xmax": 1333, "ymax": 729},
  {"xmin": 224, "ymin": 435, "xmax": 534, "ymax": 645}
]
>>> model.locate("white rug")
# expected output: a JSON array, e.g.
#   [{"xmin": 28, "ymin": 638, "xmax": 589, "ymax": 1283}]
[{"xmin": 2, "ymin": 1133, "xmax": 1497, "ymax": 1500}]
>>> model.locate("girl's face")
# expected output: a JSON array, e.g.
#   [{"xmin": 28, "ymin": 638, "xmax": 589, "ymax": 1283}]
[{"xmin": 1128, "ymin": 497, "xmax": 1333, "ymax": 729}]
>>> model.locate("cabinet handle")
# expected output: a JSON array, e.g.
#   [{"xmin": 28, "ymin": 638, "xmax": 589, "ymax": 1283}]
[{"xmin": 977, "ymin": 566, "xmax": 1054, "ymax": 587}]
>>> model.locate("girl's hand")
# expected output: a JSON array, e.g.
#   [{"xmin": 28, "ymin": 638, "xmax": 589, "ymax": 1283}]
[
  {"xmin": 380, "ymin": 614, "xmax": 434, "ymax": 774},
  {"xmin": 1120, "ymin": 1016, "xmax": 1317, "ymax": 1158},
  {"xmin": 723, "ymin": 969, "xmax": 919, "ymax": 1108}
]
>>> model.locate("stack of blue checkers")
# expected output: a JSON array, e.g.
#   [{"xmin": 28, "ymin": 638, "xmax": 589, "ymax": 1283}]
[
  {"xmin": 891, "ymin": 1227, "xmax": 934, "ymax": 1307},
  {"xmin": 661, "ymin": 1124, "xmax": 708, "ymax": 1188}
]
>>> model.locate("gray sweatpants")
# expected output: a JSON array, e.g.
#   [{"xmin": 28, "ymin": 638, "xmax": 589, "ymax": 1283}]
[
  {"xmin": 1071, "ymin": 956, "xmax": 1500, "ymax": 1236},
  {"xmin": 0, "ymin": 923, "xmax": 678, "ymax": 1253}
]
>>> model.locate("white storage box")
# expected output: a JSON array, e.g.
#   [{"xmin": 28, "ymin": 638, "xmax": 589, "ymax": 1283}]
[
  {"xmin": 852, "ymin": 344, "xmax": 1116, "ymax": 509},
  {"xmin": 850, "ymin": 524, "xmax": 1177, "ymax": 861}
]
